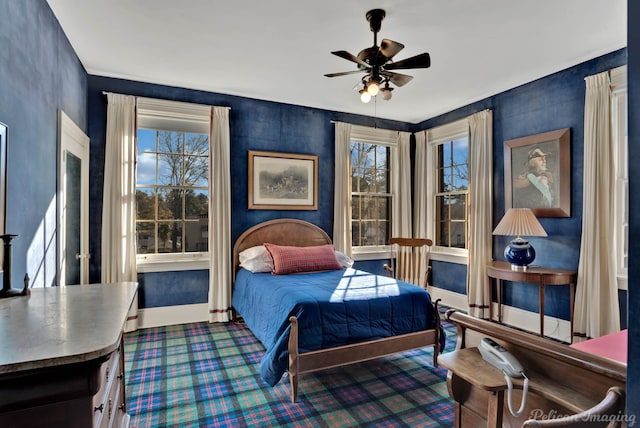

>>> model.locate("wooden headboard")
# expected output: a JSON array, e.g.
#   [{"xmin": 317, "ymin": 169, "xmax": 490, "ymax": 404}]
[{"xmin": 232, "ymin": 219, "xmax": 332, "ymax": 273}]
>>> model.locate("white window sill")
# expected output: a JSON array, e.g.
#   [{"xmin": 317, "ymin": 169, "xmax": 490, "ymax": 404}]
[
  {"xmin": 430, "ymin": 247, "xmax": 468, "ymax": 265},
  {"xmin": 351, "ymin": 246, "xmax": 392, "ymax": 261},
  {"xmin": 136, "ymin": 253, "xmax": 210, "ymax": 273}
]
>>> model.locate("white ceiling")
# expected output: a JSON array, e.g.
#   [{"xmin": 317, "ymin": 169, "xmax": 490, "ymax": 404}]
[{"xmin": 46, "ymin": 0, "xmax": 626, "ymax": 124}]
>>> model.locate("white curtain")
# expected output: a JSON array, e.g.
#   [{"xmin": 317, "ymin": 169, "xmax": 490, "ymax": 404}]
[
  {"xmin": 102, "ymin": 93, "xmax": 138, "ymax": 332},
  {"xmin": 413, "ymin": 131, "xmax": 429, "ymax": 238},
  {"xmin": 391, "ymin": 131, "xmax": 413, "ymax": 238},
  {"xmin": 208, "ymin": 107, "xmax": 232, "ymax": 323},
  {"xmin": 574, "ymin": 72, "xmax": 620, "ymax": 338},
  {"xmin": 466, "ymin": 110, "xmax": 493, "ymax": 319},
  {"xmin": 333, "ymin": 122, "xmax": 352, "ymax": 255}
]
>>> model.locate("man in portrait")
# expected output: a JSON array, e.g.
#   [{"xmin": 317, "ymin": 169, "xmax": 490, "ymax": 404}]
[{"xmin": 513, "ymin": 146, "xmax": 555, "ymax": 208}]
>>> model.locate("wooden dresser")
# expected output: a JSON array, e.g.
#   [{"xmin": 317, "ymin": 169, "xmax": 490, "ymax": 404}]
[{"xmin": 0, "ymin": 283, "xmax": 138, "ymax": 428}]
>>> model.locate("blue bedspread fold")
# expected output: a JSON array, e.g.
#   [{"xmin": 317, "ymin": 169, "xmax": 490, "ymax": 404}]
[{"xmin": 232, "ymin": 268, "xmax": 443, "ymax": 386}]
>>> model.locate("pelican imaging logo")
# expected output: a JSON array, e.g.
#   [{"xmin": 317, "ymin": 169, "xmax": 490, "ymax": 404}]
[{"xmin": 529, "ymin": 409, "xmax": 635, "ymax": 426}]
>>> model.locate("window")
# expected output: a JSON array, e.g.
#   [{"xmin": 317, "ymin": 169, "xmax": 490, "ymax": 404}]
[
  {"xmin": 436, "ymin": 138, "xmax": 469, "ymax": 248},
  {"xmin": 347, "ymin": 125, "xmax": 400, "ymax": 259},
  {"xmin": 611, "ymin": 65, "xmax": 627, "ymax": 290},
  {"xmin": 135, "ymin": 98, "xmax": 211, "ymax": 268},
  {"xmin": 351, "ymin": 141, "xmax": 391, "ymax": 247},
  {"xmin": 426, "ymin": 118, "xmax": 470, "ymax": 263}
]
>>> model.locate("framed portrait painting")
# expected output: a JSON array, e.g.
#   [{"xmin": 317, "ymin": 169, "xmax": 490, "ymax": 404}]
[
  {"xmin": 248, "ymin": 150, "xmax": 318, "ymax": 210},
  {"xmin": 504, "ymin": 128, "xmax": 570, "ymax": 218}
]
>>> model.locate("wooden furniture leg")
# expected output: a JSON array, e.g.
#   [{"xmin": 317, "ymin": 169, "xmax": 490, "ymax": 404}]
[
  {"xmin": 487, "ymin": 390, "xmax": 505, "ymax": 428},
  {"xmin": 539, "ymin": 279, "xmax": 545, "ymax": 337}
]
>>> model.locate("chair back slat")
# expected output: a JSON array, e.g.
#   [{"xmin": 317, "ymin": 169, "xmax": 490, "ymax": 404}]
[{"xmin": 387, "ymin": 238, "xmax": 433, "ymax": 288}]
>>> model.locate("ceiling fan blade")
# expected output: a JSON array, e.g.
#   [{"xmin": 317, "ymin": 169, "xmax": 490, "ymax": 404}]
[
  {"xmin": 381, "ymin": 71, "xmax": 413, "ymax": 87},
  {"xmin": 380, "ymin": 39, "xmax": 404, "ymax": 59},
  {"xmin": 384, "ymin": 52, "xmax": 431, "ymax": 70},
  {"xmin": 325, "ymin": 70, "xmax": 366, "ymax": 78},
  {"xmin": 331, "ymin": 50, "xmax": 371, "ymax": 69}
]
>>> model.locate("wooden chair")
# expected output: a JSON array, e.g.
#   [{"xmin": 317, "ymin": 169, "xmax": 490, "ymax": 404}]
[
  {"xmin": 522, "ymin": 386, "xmax": 626, "ymax": 427},
  {"xmin": 384, "ymin": 237, "xmax": 433, "ymax": 289}
]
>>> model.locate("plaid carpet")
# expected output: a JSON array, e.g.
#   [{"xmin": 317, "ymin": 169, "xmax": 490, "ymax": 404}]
[{"xmin": 124, "ymin": 313, "xmax": 457, "ymax": 427}]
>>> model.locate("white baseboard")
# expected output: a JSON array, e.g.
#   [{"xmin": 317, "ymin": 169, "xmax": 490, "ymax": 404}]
[
  {"xmin": 428, "ymin": 286, "xmax": 571, "ymax": 343},
  {"xmin": 137, "ymin": 303, "xmax": 209, "ymax": 329}
]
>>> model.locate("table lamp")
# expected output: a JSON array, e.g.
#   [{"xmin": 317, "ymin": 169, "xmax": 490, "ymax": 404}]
[{"xmin": 492, "ymin": 208, "xmax": 547, "ymax": 271}]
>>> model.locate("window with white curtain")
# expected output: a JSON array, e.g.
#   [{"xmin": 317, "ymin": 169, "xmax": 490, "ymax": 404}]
[
  {"xmin": 611, "ymin": 65, "xmax": 627, "ymax": 290},
  {"xmin": 350, "ymin": 125, "xmax": 397, "ymax": 259},
  {"xmin": 135, "ymin": 97, "xmax": 211, "ymax": 269},
  {"xmin": 426, "ymin": 119, "xmax": 470, "ymax": 264}
]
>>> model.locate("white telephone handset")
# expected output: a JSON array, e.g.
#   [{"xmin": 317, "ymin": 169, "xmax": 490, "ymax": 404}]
[
  {"xmin": 478, "ymin": 337, "xmax": 529, "ymax": 417},
  {"xmin": 478, "ymin": 337, "xmax": 524, "ymax": 378}
]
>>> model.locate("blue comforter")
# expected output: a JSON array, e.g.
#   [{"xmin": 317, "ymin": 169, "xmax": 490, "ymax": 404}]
[{"xmin": 232, "ymin": 268, "xmax": 443, "ymax": 386}]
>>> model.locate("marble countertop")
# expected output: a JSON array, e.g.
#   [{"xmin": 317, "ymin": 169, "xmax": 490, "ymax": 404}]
[{"xmin": 0, "ymin": 283, "xmax": 137, "ymax": 374}]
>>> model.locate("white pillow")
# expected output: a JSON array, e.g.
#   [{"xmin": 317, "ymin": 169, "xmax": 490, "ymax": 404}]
[
  {"xmin": 335, "ymin": 250, "xmax": 354, "ymax": 268},
  {"xmin": 239, "ymin": 245, "xmax": 274, "ymax": 273}
]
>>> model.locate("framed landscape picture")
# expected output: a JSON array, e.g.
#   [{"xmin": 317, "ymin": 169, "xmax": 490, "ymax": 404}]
[
  {"xmin": 504, "ymin": 128, "xmax": 571, "ymax": 217},
  {"xmin": 248, "ymin": 150, "xmax": 318, "ymax": 210}
]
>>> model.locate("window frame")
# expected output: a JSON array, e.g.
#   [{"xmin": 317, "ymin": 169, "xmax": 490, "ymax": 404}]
[
  {"xmin": 349, "ymin": 125, "xmax": 398, "ymax": 261},
  {"xmin": 135, "ymin": 97, "xmax": 211, "ymax": 272},
  {"xmin": 426, "ymin": 118, "xmax": 470, "ymax": 265},
  {"xmin": 611, "ymin": 65, "xmax": 628, "ymax": 290}
]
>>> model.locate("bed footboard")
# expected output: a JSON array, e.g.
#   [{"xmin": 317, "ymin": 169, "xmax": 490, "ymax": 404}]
[{"xmin": 287, "ymin": 299, "xmax": 442, "ymax": 403}]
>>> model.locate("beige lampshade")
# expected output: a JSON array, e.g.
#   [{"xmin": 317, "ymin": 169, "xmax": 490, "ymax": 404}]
[{"xmin": 492, "ymin": 208, "xmax": 547, "ymax": 237}]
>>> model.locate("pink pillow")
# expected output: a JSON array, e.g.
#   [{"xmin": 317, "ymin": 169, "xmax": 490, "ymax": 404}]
[{"xmin": 264, "ymin": 243, "xmax": 343, "ymax": 275}]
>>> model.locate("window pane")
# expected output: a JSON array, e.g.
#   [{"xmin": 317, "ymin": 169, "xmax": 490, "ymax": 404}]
[
  {"xmin": 158, "ymin": 222, "xmax": 182, "ymax": 253},
  {"xmin": 450, "ymin": 194, "xmax": 467, "ymax": 220},
  {"xmin": 184, "ymin": 155, "xmax": 208, "ymax": 187},
  {"xmin": 352, "ymin": 195, "xmax": 362, "ymax": 220},
  {"xmin": 185, "ymin": 190, "xmax": 208, "ymax": 219},
  {"xmin": 437, "ymin": 221, "xmax": 449, "ymax": 247},
  {"xmin": 184, "ymin": 133, "xmax": 209, "ymax": 156},
  {"xmin": 158, "ymin": 188, "xmax": 183, "ymax": 220},
  {"xmin": 352, "ymin": 221, "xmax": 362, "ymax": 247},
  {"xmin": 360, "ymin": 221, "xmax": 379, "ymax": 246},
  {"xmin": 137, "ymin": 129, "xmax": 156, "ymax": 152},
  {"xmin": 184, "ymin": 220, "xmax": 208, "ymax": 252},
  {"xmin": 136, "ymin": 188, "xmax": 156, "ymax": 221},
  {"xmin": 136, "ymin": 152, "xmax": 156, "ymax": 185},
  {"xmin": 137, "ymin": 222, "xmax": 155, "ymax": 254},
  {"xmin": 452, "ymin": 138, "xmax": 469, "ymax": 164},
  {"xmin": 157, "ymin": 131, "xmax": 183, "ymax": 154},
  {"xmin": 436, "ymin": 195, "xmax": 449, "ymax": 223},
  {"xmin": 158, "ymin": 154, "xmax": 184, "ymax": 186},
  {"xmin": 450, "ymin": 221, "xmax": 466, "ymax": 248}
]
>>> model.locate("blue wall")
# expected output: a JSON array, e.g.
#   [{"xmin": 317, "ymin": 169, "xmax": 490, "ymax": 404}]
[
  {"xmin": 0, "ymin": 0, "xmax": 87, "ymax": 288},
  {"xmin": 86, "ymin": 75, "xmax": 411, "ymax": 306},
  {"xmin": 415, "ymin": 49, "xmax": 627, "ymax": 320},
  {"xmin": 626, "ymin": 0, "xmax": 639, "ymax": 418}
]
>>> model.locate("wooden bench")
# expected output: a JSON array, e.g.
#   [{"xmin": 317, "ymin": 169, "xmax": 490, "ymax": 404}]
[{"xmin": 438, "ymin": 310, "xmax": 627, "ymax": 427}]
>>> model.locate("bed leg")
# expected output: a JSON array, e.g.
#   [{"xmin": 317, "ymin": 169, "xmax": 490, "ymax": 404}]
[
  {"xmin": 288, "ymin": 316, "xmax": 299, "ymax": 403},
  {"xmin": 433, "ymin": 299, "xmax": 442, "ymax": 368}
]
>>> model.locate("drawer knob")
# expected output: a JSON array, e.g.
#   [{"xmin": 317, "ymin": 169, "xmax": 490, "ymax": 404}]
[{"xmin": 94, "ymin": 403, "xmax": 104, "ymax": 413}]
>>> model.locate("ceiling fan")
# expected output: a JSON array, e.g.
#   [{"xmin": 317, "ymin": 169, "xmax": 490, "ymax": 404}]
[{"xmin": 325, "ymin": 9, "xmax": 431, "ymax": 102}]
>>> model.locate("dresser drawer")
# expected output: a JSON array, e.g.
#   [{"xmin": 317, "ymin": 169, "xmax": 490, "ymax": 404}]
[{"xmin": 93, "ymin": 339, "xmax": 124, "ymax": 428}]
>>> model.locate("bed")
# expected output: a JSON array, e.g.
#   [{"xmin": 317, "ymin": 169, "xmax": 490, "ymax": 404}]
[{"xmin": 231, "ymin": 218, "xmax": 443, "ymax": 402}]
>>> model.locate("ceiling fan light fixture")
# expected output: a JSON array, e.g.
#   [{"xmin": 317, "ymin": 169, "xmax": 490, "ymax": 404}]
[
  {"xmin": 359, "ymin": 87, "xmax": 372, "ymax": 103},
  {"xmin": 381, "ymin": 86, "xmax": 393, "ymax": 100},
  {"xmin": 366, "ymin": 79, "xmax": 380, "ymax": 96}
]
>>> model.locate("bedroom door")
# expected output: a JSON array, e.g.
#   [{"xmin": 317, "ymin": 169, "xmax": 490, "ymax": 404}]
[{"xmin": 58, "ymin": 111, "xmax": 90, "ymax": 285}]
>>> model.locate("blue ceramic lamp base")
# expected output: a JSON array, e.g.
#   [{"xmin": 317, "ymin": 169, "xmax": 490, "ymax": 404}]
[{"xmin": 504, "ymin": 237, "xmax": 536, "ymax": 271}]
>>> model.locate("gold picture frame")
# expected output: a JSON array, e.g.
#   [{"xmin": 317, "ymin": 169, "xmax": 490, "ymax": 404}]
[
  {"xmin": 248, "ymin": 150, "xmax": 318, "ymax": 210},
  {"xmin": 504, "ymin": 128, "xmax": 571, "ymax": 217}
]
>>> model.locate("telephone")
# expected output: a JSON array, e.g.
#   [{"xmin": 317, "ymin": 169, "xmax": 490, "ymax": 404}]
[{"xmin": 478, "ymin": 337, "xmax": 529, "ymax": 417}]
